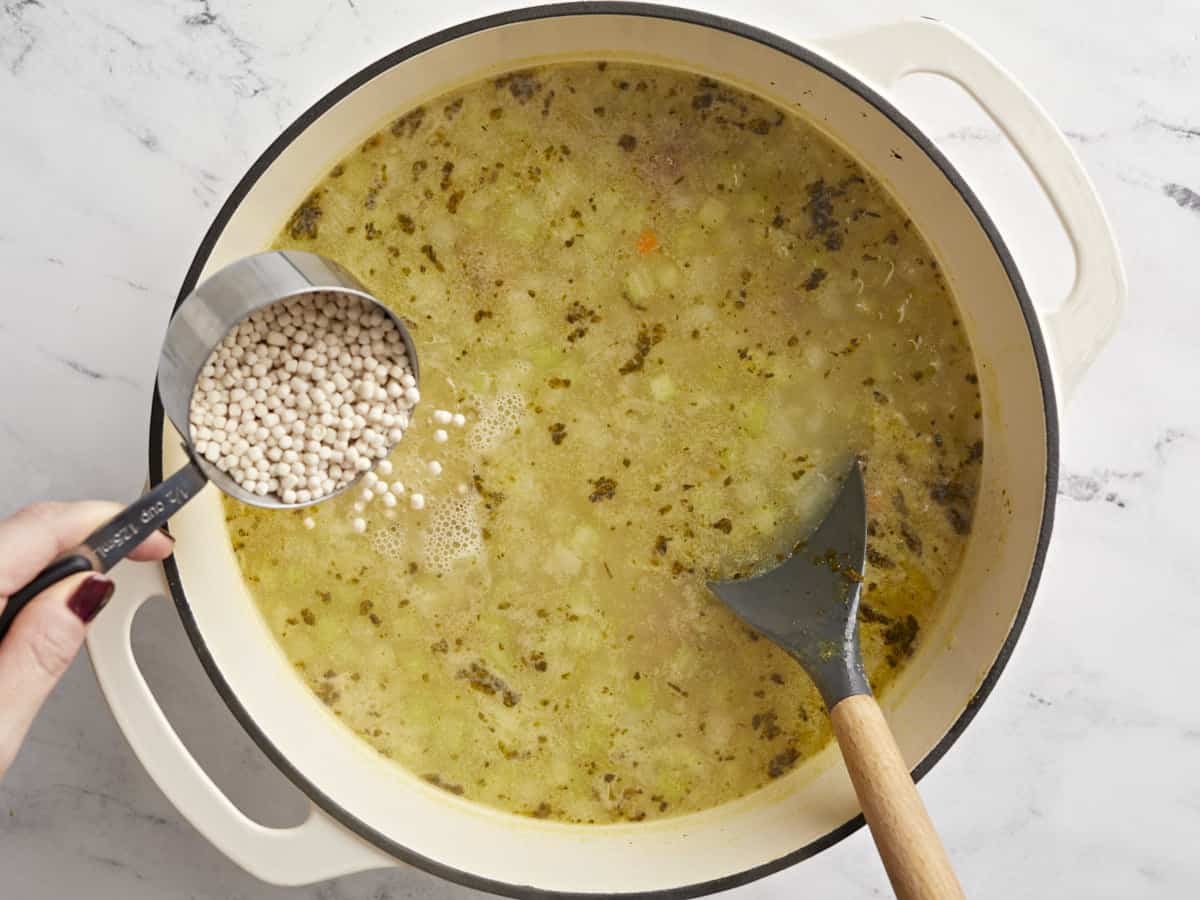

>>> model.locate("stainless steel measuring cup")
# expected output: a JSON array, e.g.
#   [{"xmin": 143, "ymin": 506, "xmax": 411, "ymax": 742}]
[{"xmin": 0, "ymin": 250, "xmax": 418, "ymax": 641}]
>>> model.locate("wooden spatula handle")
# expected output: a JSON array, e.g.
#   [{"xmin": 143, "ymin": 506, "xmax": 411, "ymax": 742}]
[{"xmin": 830, "ymin": 694, "xmax": 965, "ymax": 900}]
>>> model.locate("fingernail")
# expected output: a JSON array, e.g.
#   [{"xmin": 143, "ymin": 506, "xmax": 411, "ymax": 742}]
[
  {"xmin": 157, "ymin": 526, "xmax": 176, "ymax": 545},
  {"xmin": 67, "ymin": 576, "xmax": 115, "ymax": 624}
]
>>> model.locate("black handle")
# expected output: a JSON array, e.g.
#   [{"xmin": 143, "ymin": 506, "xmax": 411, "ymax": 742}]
[
  {"xmin": 83, "ymin": 459, "xmax": 207, "ymax": 571},
  {"xmin": 0, "ymin": 460, "xmax": 208, "ymax": 643},
  {"xmin": 0, "ymin": 554, "xmax": 96, "ymax": 638}
]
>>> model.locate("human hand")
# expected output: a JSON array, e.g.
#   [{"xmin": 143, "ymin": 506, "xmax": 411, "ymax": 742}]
[{"xmin": 0, "ymin": 502, "xmax": 174, "ymax": 779}]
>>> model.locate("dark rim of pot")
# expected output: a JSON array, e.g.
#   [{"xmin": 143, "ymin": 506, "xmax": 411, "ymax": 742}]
[{"xmin": 147, "ymin": 3, "xmax": 1059, "ymax": 897}]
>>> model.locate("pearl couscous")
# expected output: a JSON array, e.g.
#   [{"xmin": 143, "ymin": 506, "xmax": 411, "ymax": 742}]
[{"xmin": 189, "ymin": 292, "xmax": 416, "ymax": 505}]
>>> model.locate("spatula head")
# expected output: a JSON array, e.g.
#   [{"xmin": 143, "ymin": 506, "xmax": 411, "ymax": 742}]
[{"xmin": 708, "ymin": 462, "xmax": 869, "ymax": 708}]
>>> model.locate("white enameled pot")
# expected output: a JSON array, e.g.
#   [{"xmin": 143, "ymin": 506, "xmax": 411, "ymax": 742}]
[{"xmin": 86, "ymin": 5, "xmax": 1124, "ymax": 895}]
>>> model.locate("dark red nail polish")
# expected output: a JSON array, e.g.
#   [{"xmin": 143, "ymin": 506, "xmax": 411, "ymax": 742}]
[{"xmin": 67, "ymin": 576, "xmax": 115, "ymax": 624}]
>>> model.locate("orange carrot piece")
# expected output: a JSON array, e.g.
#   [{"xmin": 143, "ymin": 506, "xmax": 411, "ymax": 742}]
[{"xmin": 635, "ymin": 230, "xmax": 658, "ymax": 255}]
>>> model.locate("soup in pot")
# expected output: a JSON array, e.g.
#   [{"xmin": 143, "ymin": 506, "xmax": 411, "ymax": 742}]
[{"xmin": 223, "ymin": 61, "xmax": 982, "ymax": 823}]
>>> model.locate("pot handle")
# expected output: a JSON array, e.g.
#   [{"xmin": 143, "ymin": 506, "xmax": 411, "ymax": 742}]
[
  {"xmin": 816, "ymin": 19, "xmax": 1126, "ymax": 402},
  {"xmin": 86, "ymin": 559, "xmax": 396, "ymax": 885}
]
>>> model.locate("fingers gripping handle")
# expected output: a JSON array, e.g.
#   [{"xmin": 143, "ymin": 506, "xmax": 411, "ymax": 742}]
[
  {"xmin": 0, "ymin": 460, "xmax": 207, "ymax": 643},
  {"xmin": 86, "ymin": 560, "xmax": 394, "ymax": 885},
  {"xmin": 817, "ymin": 19, "xmax": 1126, "ymax": 401},
  {"xmin": 0, "ymin": 555, "xmax": 94, "ymax": 639}
]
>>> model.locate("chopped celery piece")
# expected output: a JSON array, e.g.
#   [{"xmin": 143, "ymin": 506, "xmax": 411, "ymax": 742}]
[
  {"xmin": 467, "ymin": 370, "xmax": 494, "ymax": 394},
  {"xmin": 529, "ymin": 344, "xmax": 564, "ymax": 369},
  {"xmin": 654, "ymin": 259, "xmax": 681, "ymax": 290},
  {"xmin": 804, "ymin": 345, "xmax": 829, "ymax": 370},
  {"xmin": 735, "ymin": 191, "xmax": 765, "ymax": 217},
  {"xmin": 625, "ymin": 265, "xmax": 655, "ymax": 302},
  {"xmin": 545, "ymin": 544, "xmax": 583, "ymax": 577},
  {"xmin": 504, "ymin": 196, "xmax": 542, "ymax": 243},
  {"xmin": 627, "ymin": 678, "xmax": 652, "ymax": 708},
  {"xmin": 673, "ymin": 224, "xmax": 706, "ymax": 255},
  {"xmin": 751, "ymin": 507, "xmax": 778, "ymax": 534},
  {"xmin": 737, "ymin": 398, "xmax": 769, "ymax": 436},
  {"xmin": 650, "ymin": 374, "xmax": 675, "ymax": 402},
  {"xmin": 571, "ymin": 525, "xmax": 600, "ymax": 552},
  {"xmin": 428, "ymin": 216, "xmax": 457, "ymax": 248},
  {"xmin": 504, "ymin": 291, "xmax": 544, "ymax": 335},
  {"xmin": 698, "ymin": 196, "xmax": 728, "ymax": 227},
  {"xmin": 683, "ymin": 303, "xmax": 717, "ymax": 329}
]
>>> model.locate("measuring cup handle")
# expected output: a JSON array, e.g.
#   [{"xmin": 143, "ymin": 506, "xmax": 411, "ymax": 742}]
[
  {"xmin": 0, "ymin": 554, "xmax": 96, "ymax": 638},
  {"xmin": 82, "ymin": 458, "xmax": 208, "ymax": 571},
  {"xmin": 0, "ymin": 460, "xmax": 208, "ymax": 643}
]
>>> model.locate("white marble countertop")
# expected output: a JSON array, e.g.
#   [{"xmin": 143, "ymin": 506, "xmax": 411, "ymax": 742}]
[{"xmin": 1, "ymin": 0, "xmax": 1196, "ymax": 897}]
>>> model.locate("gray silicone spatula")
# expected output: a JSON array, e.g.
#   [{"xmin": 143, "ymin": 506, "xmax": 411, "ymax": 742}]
[{"xmin": 708, "ymin": 462, "xmax": 965, "ymax": 900}]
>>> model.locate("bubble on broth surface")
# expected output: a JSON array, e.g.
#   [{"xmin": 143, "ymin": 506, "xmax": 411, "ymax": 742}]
[
  {"xmin": 468, "ymin": 391, "xmax": 525, "ymax": 453},
  {"xmin": 421, "ymin": 495, "xmax": 483, "ymax": 574},
  {"xmin": 369, "ymin": 521, "xmax": 408, "ymax": 560}
]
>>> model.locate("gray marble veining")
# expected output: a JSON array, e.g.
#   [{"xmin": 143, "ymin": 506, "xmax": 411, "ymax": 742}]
[{"xmin": 1, "ymin": 1, "xmax": 1197, "ymax": 897}]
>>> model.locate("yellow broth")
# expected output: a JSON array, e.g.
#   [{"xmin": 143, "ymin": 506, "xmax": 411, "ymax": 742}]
[{"xmin": 224, "ymin": 62, "xmax": 983, "ymax": 823}]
